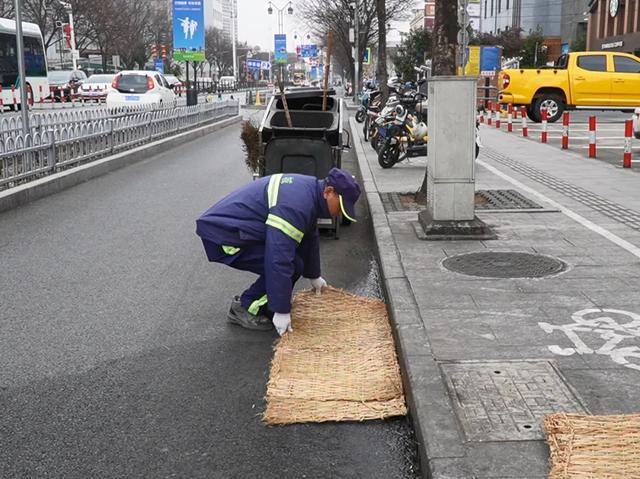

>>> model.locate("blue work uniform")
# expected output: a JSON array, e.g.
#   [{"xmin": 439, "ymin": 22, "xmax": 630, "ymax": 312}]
[{"xmin": 196, "ymin": 174, "xmax": 331, "ymax": 315}]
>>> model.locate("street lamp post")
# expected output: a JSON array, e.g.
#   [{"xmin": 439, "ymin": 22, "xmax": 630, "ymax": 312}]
[
  {"xmin": 231, "ymin": 0, "xmax": 238, "ymax": 81},
  {"xmin": 13, "ymin": 0, "xmax": 29, "ymax": 132},
  {"xmin": 267, "ymin": 2, "xmax": 293, "ymax": 83},
  {"xmin": 350, "ymin": 1, "xmax": 359, "ymax": 101},
  {"xmin": 58, "ymin": 1, "xmax": 77, "ymax": 71}
]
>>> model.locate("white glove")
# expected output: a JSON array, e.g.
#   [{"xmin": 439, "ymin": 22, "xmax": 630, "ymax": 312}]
[
  {"xmin": 310, "ymin": 277, "xmax": 327, "ymax": 295},
  {"xmin": 273, "ymin": 312, "xmax": 293, "ymax": 337}
]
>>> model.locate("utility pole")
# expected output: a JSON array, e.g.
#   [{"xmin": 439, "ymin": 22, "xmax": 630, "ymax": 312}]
[
  {"xmin": 59, "ymin": 1, "xmax": 77, "ymax": 71},
  {"xmin": 232, "ymin": 0, "xmax": 238, "ymax": 81},
  {"xmin": 14, "ymin": 0, "xmax": 29, "ymax": 132},
  {"xmin": 458, "ymin": 0, "xmax": 470, "ymax": 74},
  {"xmin": 353, "ymin": 0, "xmax": 359, "ymax": 101}
]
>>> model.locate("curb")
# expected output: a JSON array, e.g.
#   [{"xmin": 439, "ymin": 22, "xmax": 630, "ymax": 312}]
[
  {"xmin": 348, "ymin": 118, "xmax": 472, "ymax": 479},
  {"xmin": 0, "ymin": 115, "xmax": 242, "ymax": 214}
]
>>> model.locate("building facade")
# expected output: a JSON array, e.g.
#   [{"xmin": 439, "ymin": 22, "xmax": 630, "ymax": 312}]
[
  {"xmin": 561, "ymin": 0, "xmax": 589, "ymax": 50},
  {"xmin": 409, "ymin": 1, "xmax": 436, "ymax": 31},
  {"xmin": 480, "ymin": 0, "xmax": 562, "ymax": 36},
  {"xmin": 587, "ymin": 0, "xmax": 640, "ymax": 54},
  {"xmin": 221, "ymin": 0, "xmax": 238, "ymax": 45},
  {"xmin": 205, "ymin": 0, "xmax": 225, "ymax": 31}
]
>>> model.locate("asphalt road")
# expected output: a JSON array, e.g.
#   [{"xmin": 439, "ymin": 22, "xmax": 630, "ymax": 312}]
[{"xmin": 0, "ymin": 115, "xmax": 419, "ymax": 478}]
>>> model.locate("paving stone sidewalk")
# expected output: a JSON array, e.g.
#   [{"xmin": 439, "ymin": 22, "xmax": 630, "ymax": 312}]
[{"xmin": 350, "ymin": 118, "xmax": 640, "ymax": 479}]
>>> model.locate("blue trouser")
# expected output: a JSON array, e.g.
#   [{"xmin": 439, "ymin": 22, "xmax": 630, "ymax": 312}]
[{"xmin": 202, "ymin": 239, "xmax": 304, "ymax": 316}]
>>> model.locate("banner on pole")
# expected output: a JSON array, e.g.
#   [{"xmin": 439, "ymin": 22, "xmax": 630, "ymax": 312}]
[
  {"xmin": 363, "ymin": 47, "xmax": 371, "ymax": 65},
  {"xmin": 154, "ymin": 59, "xmax": 165, "ymax": 73},
  {"xmin": 173, "ymin": 0, "xmax": 206, "ymax": 62},
  {"xmin": 274, "ymin": 34, "xmax": 288, "ymax": 64}
]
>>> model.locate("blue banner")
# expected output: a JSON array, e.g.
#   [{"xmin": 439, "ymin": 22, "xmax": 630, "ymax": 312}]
[
  {"xmin": 300, "ymin": 44, "xmax": 318, "ymax": 58},
  {"xmin": 173, "ymin": 0, "xmax": 206, "ymax": 62},
  {"xmin": 247, "ymin": 59, "xmax": 262, "ymax": 70},
  {"xmin": 274, "ymin": 34, "xmax": 287, "ymax": 65},
  {"xmin": 154, "ymin": 59, "xmax": 165, "ymax": 73},
  {"xmin": 480, "ymin": 46, "xmax": 501, "ymax": 76}
]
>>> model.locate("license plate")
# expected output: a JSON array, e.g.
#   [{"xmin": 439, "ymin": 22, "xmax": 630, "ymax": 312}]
[{"xmin": 125, "ymin": 95, "xmax": 140, "ymax": 101}]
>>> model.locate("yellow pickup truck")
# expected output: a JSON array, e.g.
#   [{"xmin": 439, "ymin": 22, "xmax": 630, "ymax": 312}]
[{"xmin": 498, "ymin": 51, "xmax": 640, "ymax": 123}]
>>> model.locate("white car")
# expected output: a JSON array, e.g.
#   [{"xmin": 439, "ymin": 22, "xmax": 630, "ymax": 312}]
[
  {"xmin": 80, "ymin": 74, "xmax": 115, "ymax": 102},
  {"xmin": 106, "ymin": 71, "xmax": 176, "ymax": 108},
  {"xmin": 634, "ymin": 108, "xmax": 640, "ymax": 140}
]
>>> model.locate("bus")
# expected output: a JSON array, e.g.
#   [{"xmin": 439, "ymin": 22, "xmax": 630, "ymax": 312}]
[{"xmin": 0, "ymin": 18, "xmax": 49, "ymax": 109}]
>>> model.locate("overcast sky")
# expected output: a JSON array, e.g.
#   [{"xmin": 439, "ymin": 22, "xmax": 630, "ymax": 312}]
[{"xmin": 237, "ymin": 0, "xmax": 421, "ymax": 51}]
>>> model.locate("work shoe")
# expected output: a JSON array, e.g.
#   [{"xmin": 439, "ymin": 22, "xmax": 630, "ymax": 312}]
[{"xmin": 227, "ymin": 296, "xmax": 274, "ymax": 331}]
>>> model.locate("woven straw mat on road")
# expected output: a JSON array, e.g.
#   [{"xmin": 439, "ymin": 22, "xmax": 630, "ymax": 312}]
[
  {"xmin": 544, "ymin": 413, "xmax": 640, "ymax": 478},
  {"xmin": 263, "ymin": 287, "xmax": 407, "ymax": 425}
]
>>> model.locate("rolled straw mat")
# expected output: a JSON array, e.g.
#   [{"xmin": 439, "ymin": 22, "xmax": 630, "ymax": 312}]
[
  {"xmin": 263, "ymin": 287, "xmax": 407, "ymax": 425},
  {"xmin": 544, "ymin": 413, "xmax": 640, "ymax": 478}
]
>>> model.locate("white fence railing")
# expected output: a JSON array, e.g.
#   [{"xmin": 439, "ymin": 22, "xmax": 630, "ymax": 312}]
[{"xmin": 0, "ymin": 100, "xmax": 239, "ymax": 191}]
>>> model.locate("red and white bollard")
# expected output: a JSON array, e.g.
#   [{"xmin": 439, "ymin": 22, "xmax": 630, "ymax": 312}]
[
  {"xmin": 487, "ymin": 101, "xmax": 493, "ymax": 126},
  {"xmin": 479, "ymin": 109, "xmax": 485, "ymax": 124},
  {"xmin": 624, "ymin": 119, "xmax": 633, "ymax": 168},
  {"xmin": 495, "ymin": 104, "xmax": 501, "ymax": 129},
  {"xmin": 507, "ymin": 104, "xmax": 513, "ymax": 132},
  {"xmin": 521, "ymin": 106, "xmax": 528, "ymax": 137},
  {"xmin": 588, "ymin": 116, "xmax": 597, "ymax": 158},
  {"xmin": 541, "ymin": 108, "xmax": 548, "ymax": 143},
  {"xmin": 561, "ymin": 111, "xmax": 570, "ymax": 149},
  {"xmin": 39, "ymin": 85, "xmax": 44, "ymax": 104}
]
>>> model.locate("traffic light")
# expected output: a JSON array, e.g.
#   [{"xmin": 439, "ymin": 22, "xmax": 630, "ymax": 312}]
[
  {"xmin": 161, "ymin": 45, "xmax": 167, "ymax": 60},
  {"xmin": 151, "ymin": 45, "xmax": 157, "ymax": 59}
]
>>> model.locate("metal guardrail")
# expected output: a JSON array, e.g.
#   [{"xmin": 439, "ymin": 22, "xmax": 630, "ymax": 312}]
[
  {"xmin": 0, "ymin": 104, "xmax": 164, "ymax": 142},
  {"xmin": 0, "ymin": 100, "xmax": 239, "ymax": 191}
]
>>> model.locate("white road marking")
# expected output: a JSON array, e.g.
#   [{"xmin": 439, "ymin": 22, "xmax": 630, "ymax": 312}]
[
  {"xmin": 477, "ymin": 159, "xmax": 640, "ymax": 259},
  {"xmin": 539, "ymin": 309, "xmax": 640, "ymax": 371}
]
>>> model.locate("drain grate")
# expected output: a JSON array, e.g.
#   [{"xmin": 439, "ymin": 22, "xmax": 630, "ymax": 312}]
[
  {"xmin": 380, "ymin": 192, "xmax": 422, "ymax": 212},
  {"xmin": 442, "ymin": 252, "xmax": 566, "ymax": 278},
  {"xmin": 380, "ymin": 190, "xmax": 543, "ymax": 213},
  {"xmin": 442, "ymin": 361, "xmax": 587, "ymax": 441},
  {"xmin": 475, "ymin": 189, "xmax": 543, "ymax": 210}
]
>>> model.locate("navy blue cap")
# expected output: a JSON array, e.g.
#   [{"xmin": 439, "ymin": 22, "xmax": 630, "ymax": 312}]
[{"xmin": 327, "ymin": 168, "xmax": 361, "ymax": 222}]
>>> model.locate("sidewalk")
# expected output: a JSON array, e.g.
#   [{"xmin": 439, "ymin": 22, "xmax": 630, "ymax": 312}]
[{"xmin": 350, "ymin": 119, "xmax": 640, "ymax": 479}]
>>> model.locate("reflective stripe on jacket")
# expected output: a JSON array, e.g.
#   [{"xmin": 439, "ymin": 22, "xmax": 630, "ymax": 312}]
[{"xmin": 196, "ymin": 174, "xmax": 330, "ymax": 313}]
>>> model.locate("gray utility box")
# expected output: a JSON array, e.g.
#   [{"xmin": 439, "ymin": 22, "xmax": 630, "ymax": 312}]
[{"xmin": 426, "ymin": 76, "xmax": 477, "ymax": 222}]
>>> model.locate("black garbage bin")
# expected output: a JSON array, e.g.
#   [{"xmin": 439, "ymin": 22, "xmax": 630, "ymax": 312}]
[{"xmin": 186, "ymin": 87, "xmax": 198, "ymax": 106}]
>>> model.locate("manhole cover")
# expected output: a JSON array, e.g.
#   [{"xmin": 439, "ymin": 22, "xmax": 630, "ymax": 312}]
[
  {"xmin": 442, "ymin": 252, "xmax": 566, "ymax": 278},
  {"xmin": 442, "ymin": 361, "xmax": 587, "ymax": 441}
]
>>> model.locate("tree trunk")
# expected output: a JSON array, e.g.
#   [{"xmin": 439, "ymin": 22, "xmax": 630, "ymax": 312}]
[
  {"xmin": 417, "ymin": 0, "xmax": 459, "ymax": 200},
  {"xmin": 376, "ymin": 0, "xmax": 389, "ymax": 102}
]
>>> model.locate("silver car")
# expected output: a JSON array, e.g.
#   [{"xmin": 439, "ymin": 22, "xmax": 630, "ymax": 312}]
[{"xmin": 80, "ymin": 74, "xmax": 115, "ymax": 102}]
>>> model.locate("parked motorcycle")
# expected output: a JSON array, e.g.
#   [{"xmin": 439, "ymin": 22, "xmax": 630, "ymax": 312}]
[{"xmin": 377, "ymin": 105, "xmax": 429, "ymax": 168}]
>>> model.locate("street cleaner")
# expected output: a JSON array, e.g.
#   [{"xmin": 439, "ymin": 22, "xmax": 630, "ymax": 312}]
[{"xmin": 196, "ymin": 168, "xmax": 361, "ymax": 337}]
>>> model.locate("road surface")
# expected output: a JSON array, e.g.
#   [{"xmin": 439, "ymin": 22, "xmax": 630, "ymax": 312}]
[{"xmin": 0, "ymin": 114, "xmax": 419, "ymax": 478}]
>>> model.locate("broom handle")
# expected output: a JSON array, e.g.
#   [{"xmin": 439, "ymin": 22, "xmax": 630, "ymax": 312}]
[
  {"xmin": 278, "ymin": 66, "xmax": 293, "ymax": 128},
  {"xmin": 322, "ymin": 31, "xmax": 334, "ymax": 112}
]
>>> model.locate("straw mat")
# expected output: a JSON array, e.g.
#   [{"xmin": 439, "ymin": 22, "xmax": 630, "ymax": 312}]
[
  {"xmin": 263, "ymin": 287, "xmax": 407, "ymax": 425},
  {"xmin": 544, "ymin": 413, "xmax": 640, "ymax": 478}
]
